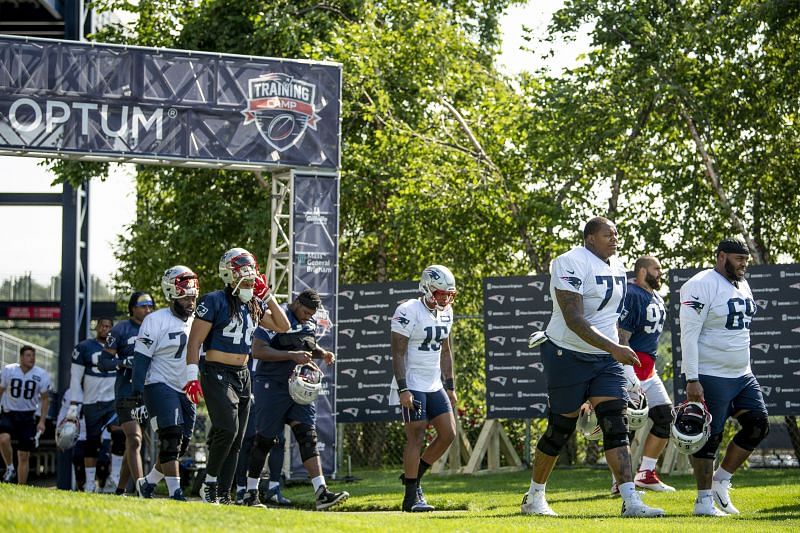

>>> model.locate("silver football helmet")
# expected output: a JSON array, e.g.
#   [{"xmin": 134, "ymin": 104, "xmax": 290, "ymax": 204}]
[
  {"xmin": 161, "ymin": 265, "xmax": 199, "ymax": 300},
  {"xmin": 419, "ymin": 265, "xmax": 457, "ymax": 310},
  {"xmin": 56, "ymin": 418, "xmax": 80, "ymax": 451},
  {"xmin": 577, "ymin": 406, "xmax": 602, "ymax": 441},
  {"xmin": 627, "ymin": 387, "xmax": 650, "ymax": 430},
  {"xmin": 288, "ymin": 362, "xmax": 324, "ymax": 405},
  {"xmin": 218, "ymin": 248, "xmax": 258, "ymax": 290},
  {"xmin": 670, "ymin": 401, "xmax": 712, "ymax": 454}
]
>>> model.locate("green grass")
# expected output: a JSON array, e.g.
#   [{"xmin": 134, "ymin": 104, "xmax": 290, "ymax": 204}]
[{"xmin": 2, "ymin": 468, "xmax": 799, "ymax": 531}]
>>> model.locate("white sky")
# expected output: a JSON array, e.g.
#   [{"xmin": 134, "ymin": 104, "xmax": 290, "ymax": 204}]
[{"xmin": 0, "ymin": 1, "xmax": 588, "ymax": 285}]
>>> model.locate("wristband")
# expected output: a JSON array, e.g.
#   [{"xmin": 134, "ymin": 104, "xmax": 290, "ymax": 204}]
[
  {"xmin": 444, "ymin": 378, "xmax": 455, "ymax": 391},
  {"xmin": 686, "ymin": 378, "xmax": 699, "ymax": 383},
  {"xmin": 186, "ymin": 363, "xmax": 199, "ymax": 381},
  {"xmin": 397, "ymin": 378, "xmax": 408, "ymax": 392}
]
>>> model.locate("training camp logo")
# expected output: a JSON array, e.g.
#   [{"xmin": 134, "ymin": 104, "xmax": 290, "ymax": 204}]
[{"xmin": 242, "ymin": 73, "xmax": 321, "ymax": 152}]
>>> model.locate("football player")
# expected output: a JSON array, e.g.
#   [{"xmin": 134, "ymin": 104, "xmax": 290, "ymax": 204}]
[
  {"xmin": 520, "ymin": 217, "xmax": 664, "ymax": 518},
  {"xmin": 679, "ymin": 238, "xmax": 769, "ymax": 516},
  {"xmin": 390, "ymin": 265, "xmax": 457, "ymax": 513},
  {"xmin": 187, "ymin": 248, "xmax": 290, "ymax": 504},
  {"xmin": 67, "ymin": 317, "xmax": 116, "ymax": 493},
  {"xmin": 131, "ymin": 267, "xmax": 199, "ymax": 501},
  {"xmin": 246, "ymin": 288, "xmax": 348, "ymax": 510},
  {"xmin": 610, "ymin": 256, "xmax": 675, "ymax": 494},
  {"xmin": 98, "ymin": 291, "xmax": 154, "ymax": 494},
  {"xmin": 0, "ymin": 345, "xmax": 51, "ymax": 484}
]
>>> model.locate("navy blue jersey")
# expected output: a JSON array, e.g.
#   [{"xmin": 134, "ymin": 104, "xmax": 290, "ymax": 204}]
[
  {"xmin": 194, "ymin": 290, "xmax": 265, "ymax": 354},
  {"xmin": 106, "ymin": 319, "xmax": 141, "ymax": 398},
  {"xmin": 70, "ymin": 338, "xmax": 116, "ymax": 404},
  {"xmin": 619, "ymin": 283, "xmax": 666, "ymax": 357},
  {"xmin": 254, "ymin": 305, "xmax": 317, "ymax": 380}
]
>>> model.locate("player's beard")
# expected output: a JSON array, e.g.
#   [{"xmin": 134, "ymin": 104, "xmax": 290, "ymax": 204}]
[
  {"xmin": 645, "ymin": 272, "xmax": 661, "ymax": 291},
  {"xmin": 724, "ymin": 257, "xmax": 745, "ymax": 281}
]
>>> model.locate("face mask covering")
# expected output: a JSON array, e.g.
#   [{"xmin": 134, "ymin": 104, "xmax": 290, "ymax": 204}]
[{"xmin": 238, "ymin": 288, "xmax": 254, "ymax": 303}]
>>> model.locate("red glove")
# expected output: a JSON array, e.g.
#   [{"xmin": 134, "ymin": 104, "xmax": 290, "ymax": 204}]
[
  {"xmin": 254, "ymin": 273, "xmax": 271, "ymax": 300},
  {"xmin": 184, "ymin": 380, "xmax": 204, "ymax": 404}
]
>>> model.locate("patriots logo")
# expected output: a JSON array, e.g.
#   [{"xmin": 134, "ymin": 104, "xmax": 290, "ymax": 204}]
[
  {"xmin": 394, "ymin": 316, "xmax": 410, "ymax": 326},
  {"xmin": 681, "ymin": 300, "xmax": 705, "ymax": 313},
  {"xmin": 560, "ymin": 276, "xmax": 582, "ymax": 290},
  {"xmin": 138, "ymin": 336, "xmax": 154, "ymax": 347},
  {"xmin": 342, "ymin": 407, "xmax": 359, "ymax": 417},
  {"xmin": 426, "ymin": 268, "xmax": 441, "ymax": 280},
  {"xmin": 196, "ymin": 304, "xmax": 209, "ymax": 318}
]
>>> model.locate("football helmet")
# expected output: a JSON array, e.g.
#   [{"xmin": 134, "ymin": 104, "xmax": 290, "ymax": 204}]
[
  {"xmin": 161, "ymin": 266, "xmax": 199, "ymax": 300},
  {"xmin": 419, "ymin": 265, "xmax": 457, "ymax": 311},
  {"xmin": 219, "ymin": 248, "xmax": 259, "ymax": 290},
  {"xmin": 56, "ymin": 418, "xmax": 80, "ymax": 451},
  {"xmin": 577, "ymin": 406, "xmax": 602, "ymax": 441},
  {"xmin": 627, "ymin": 388, "xmax": 650, "ymax": 430},
  {"xmin": 288, "ymin": 362, "xmax": 323, "ymax": 405},
  {"xmin": 670, "ymin": 401, "xmax": 712, "ymax": 454}
]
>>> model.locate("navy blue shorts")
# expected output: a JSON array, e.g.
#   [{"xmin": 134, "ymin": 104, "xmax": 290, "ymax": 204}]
[
  {"xmin": 541, "ymin": 340, "xmax": 628, "ymax": 414},
  {"xmin": 0, "ymin": 411, "xmax": 37, "ymax": 452},
  {"xmin": 143, "ymin": 382, "xmax": 196, "ymax": 439},
  {"xmin": 401, "ymin": 388, "xmax": 452, "ymax": 423},
  {"xmin": 83, "ymin": 400, "xmax": 116, "ymax": 439},
  {"xmin": 699, "ymin": 373, "xmax": 768, "ymax": 435},
  {"xmin": 252, "ymin": 376, "xmax": 315, "ymax": 439}
]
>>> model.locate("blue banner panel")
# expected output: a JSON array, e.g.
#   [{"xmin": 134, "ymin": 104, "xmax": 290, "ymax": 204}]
[
  {"xmin": 0, "ymin": 35, "xmax": 341, "ymax": 169},
  {"xmin": 670, "ymin": 264, "xmax": 800, "ymax": 415},
  {"xmin": 290, "ymin": 172, "xmax": 339, "ymax": 477}
]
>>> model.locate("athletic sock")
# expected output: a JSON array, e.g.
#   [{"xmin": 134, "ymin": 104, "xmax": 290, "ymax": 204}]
[
  {"xmin": 713, "ymin": 467, "xmax": 733, "ymax": 482},
  {"xmin": 528, "ymin": 480, "xmax": 546, "ymax": 495},
  {"xmin": 146, "ymin": 467, "xmax": 165, "ymax": 485},
  {"xmin": 311, "ymin": 475, "xmax": 325, "ymax": 494},
  {"xmin": 417, "ymin": 459, "xmax": 431, "ymax": 484},
  {"xmin": 619, "ymin": 482, "xmax": 636, "ymax": 501},
  {"xmin": 247, "ymin": 476, "xmax": 260, "ymax": 491},
  {"xmin": 269, "ymin": 481, "xmax": 280, "ymax": 490},
  {"xmin": 697, "ymin": 489, "xmax": 712, "ymax": 501},
  {"xmin": 165, "ymin": 476, "xmax": 180, "ymax": 496},
  {"xmin": 85, "ymin": 467, "xmax": 96, "ymax": 492},
  {"xmin": 640, "ymin": 456, "xmax": 658, "ymax": 472},
  {"xmin": 404, "ymin": 477, "xmax": 418, "ymax": 500},
  {"xmin": 204, "ymin": 474, "xmax": 217, "ymax": 483}
]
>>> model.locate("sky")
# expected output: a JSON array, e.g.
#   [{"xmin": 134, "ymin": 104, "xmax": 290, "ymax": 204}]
[{"xmin": 0, "ymin": 0, "xmax": 589, "ymax": 286}]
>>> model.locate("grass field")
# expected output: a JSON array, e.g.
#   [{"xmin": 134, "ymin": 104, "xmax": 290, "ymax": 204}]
[{"xmin": 2, "ymin": 467, "xmax": 799, "ymax": 531}]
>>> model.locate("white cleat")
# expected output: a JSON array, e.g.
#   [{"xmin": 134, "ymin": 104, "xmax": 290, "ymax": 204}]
[
  {"xmin": 521, "ymin": 491, "xmax": 557, "ymax": 516},
  {"xmin": 695, "ymin": 494, "xmax": 728, "ymax": 516},
  {"xmin": 621, "ymin": 491, "xmax": 665, "ymax": 518},
  {"xmin": 712, "ymin": 480, "xmax": 740, "ymax": 515},
  {"xmin": 634, "ymin": 469, "xmax": 676, "ymax": 492}
]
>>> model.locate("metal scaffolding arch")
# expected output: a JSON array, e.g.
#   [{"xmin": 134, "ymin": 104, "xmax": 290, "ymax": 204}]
[{"xmin": 268, "ymin": 171, "xmax": 293, "ymax": 302}]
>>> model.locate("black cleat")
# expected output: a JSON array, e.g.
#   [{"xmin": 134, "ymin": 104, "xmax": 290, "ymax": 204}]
[{"xmin": 315, "ymin": 486, "xmax": 349, "ymax": 511}]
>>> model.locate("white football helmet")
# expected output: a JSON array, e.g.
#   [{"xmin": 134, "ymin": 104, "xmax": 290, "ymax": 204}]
[
  {"xmin": 577, "ymin": 406, "xmax": 602, "ymax": 441},
  {"xmin": 161, "ymin": 265, "xmax": 199, "ymax": 300},
  {"xmin": 419, "ymin": 264, "xmax": 457, "ymax": 310},
  {"xmin": 56, "ymin": 418, "xmax": 80, "ymax": 451},
  {"xmin": 670, "ymin": 401, "xmax": 712, "ymax": 455},
  {"xmin": 627, "ymin": 388, "xmax": 650, "ymax": 430},
  {"xmin": 288, "ymin": 362, "xmax": 323, "ymax": 405},
  {"xmin": 219, "ymin": 248, "xmax": 258, "ymax": 290}
]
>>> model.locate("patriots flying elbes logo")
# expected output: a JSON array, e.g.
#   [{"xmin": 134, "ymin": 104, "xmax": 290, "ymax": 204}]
[
  {"xmin": 681, "ymin": 299, "xmax": 705, "ymax": 313},
  {"xmin": 242, "ymin": 73, "xmax": 321, "ymax": 152},
  {"xmin": 560, "ymin": 276, "xmax": 583, "ymax": 290}
]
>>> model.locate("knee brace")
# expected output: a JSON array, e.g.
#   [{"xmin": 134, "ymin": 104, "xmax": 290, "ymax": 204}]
[
  {"xmin": 595, "ymin": 399, "xmax": 629, "ymax": 451},
  {"xmin": 733, "ymin": 411, "xmax": 769, "ymax": 451},
  {"xmin": 648, "ymin": 404, "xmax": 674, "ymax": 439},
  {"xmin": 536, "ymin": 413, "xmax": 577, "ymax": 457},
  {"xmin": 248, "ymin": 432, "xmax": 277, "ymax": 478},
  {"xmin": 692, "ymin": 432, "xmax": 723, "ymax": 460},
  {"xmin": 291, "ymin": 423, "xmax": 319, "ymax": 462},
  {"xmin": 83, "ymin": 436, "xmax": 102, "ymax": 458},
  {"xmin": 157, "ymin": 425, "xmax": 183, "ymax": 464},
  {"xmin": 179, "ymin": 435, "xmax": 190, "ymax": 458},
  {"xmin": 110, "ymin": 429, "xmax": 126, "ymax": 456}
]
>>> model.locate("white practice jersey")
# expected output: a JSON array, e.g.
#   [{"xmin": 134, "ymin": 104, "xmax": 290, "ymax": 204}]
[
  {"xmin": 0, "ymin": 364, "xmax": 51, "ymax": 413},
  {"xmin": 679, "ymin": 269, "xmax": 755, "ymax": 379},
  {"xmin": 390, "ymin": 298, "xmax": 453, "ymax": 392},
  {"xmin": 135, "ymin": 308, "xmax": 193, "ymax": 393},
  {"xmin": 545, "ymin": 246, "xmax": 627, "ymax": 354}
]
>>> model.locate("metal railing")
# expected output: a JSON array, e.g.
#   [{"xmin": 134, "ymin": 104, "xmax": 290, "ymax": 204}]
[{"xmin": 0, "ymin": 330, "xmax": 57, "ymax": 378}]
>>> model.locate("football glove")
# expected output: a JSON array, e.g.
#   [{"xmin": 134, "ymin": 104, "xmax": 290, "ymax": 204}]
[
  {"xmin": 121, "ymin": 356, "xmax": 134, "ymax": 369},
  {"xmin": 528, "ymin": 331, "xmax": 548, "ymax": 348},
  {"xmin": 254, "ymin": 273, "xmax": 271, "ymax": 300},
  {"xmin": 184, "ymin": 380, "xmax": 203, "ymax": 404}
]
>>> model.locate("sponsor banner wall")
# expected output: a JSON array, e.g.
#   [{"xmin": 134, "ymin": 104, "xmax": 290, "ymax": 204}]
[
  {"xmin": 0, "ymin": 35, "xmax": 341, "ymax": 169},
  {"xmin": 336, "ymin": 282, "xmax": 418, "ymax": 423},
  {"xmin": 289, "ymin": 173, "xmax": 338, "ymax": 477},
  {"xmin": 484, "ymin": 276, "xmax": 551, "ymax": 419},
  {"xmin": 670, "ymin": 264, "xmax": 800, "ymax": 415}
]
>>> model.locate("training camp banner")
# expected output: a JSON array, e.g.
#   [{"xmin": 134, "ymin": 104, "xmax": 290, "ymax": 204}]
[
  {"xmin": 483, "ymin": 276, "xmax": 551, "ymax": 419},
  {"xmin": 336, "ymin": 282, "xmax": 419, "ymax": 423},
  {"xmin": 0, "ymin": 35, "xmax": 341, "ymax": 170},
  {"xmin": 670, "ymin": 264, "xmax": 800, "ymax": 416},
  {"xmin": 289, "ymin": 172, "xmax": 339, "ymax": 477}
]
